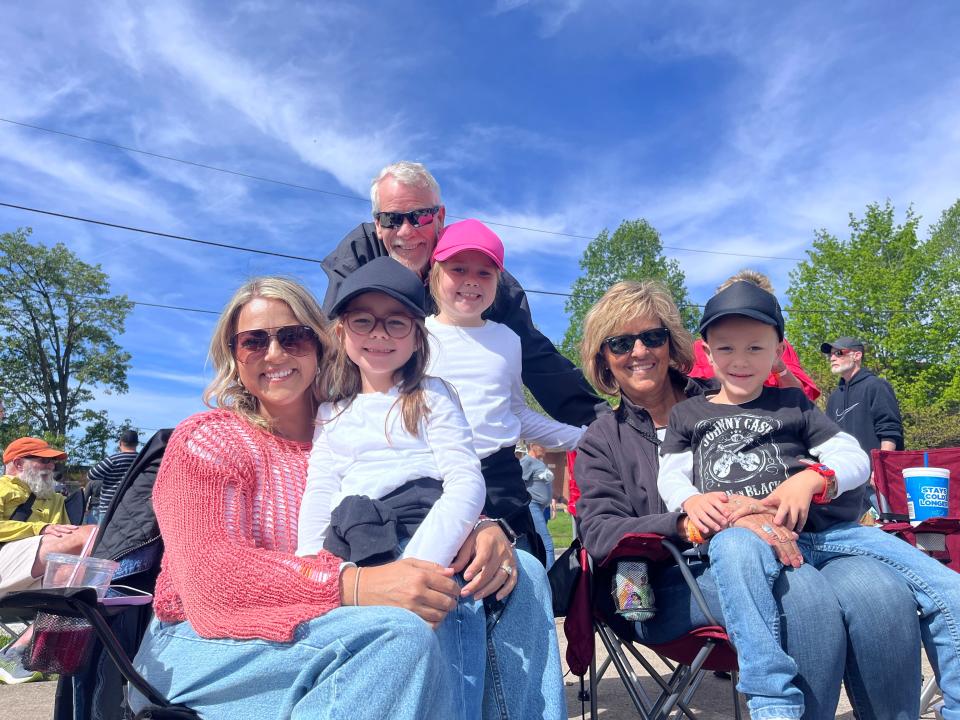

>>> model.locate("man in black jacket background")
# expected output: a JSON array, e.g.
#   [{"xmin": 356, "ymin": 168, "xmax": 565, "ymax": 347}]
[
  {"xmin": 822, "ymin": 336, "xmax": 903, "ymax": 511},
  {"xmin": 321, "ymin": 160, "xmax": 606, "ymax": 428}
]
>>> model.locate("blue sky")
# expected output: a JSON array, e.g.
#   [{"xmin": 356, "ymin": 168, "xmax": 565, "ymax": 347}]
[{"xmin": 1, "ymin": 1, "xmax": 958, "ymax": 436}]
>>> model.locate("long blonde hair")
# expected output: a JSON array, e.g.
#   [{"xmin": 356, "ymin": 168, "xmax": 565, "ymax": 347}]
[
  {"xmin": 204, "ymin": 276, "xmax": 332, "ymax": 429},
  {"xmin": 580, "ymin": 280, "xmax": 694, "ymax": 396},
  {"xmin": 324, "ymin": 307, "xmax": 432, "ymax": 437}
]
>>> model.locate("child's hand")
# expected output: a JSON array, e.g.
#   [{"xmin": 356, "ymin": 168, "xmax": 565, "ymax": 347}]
[
  {"xmin": 760, "ymin": 470, "xmax": 823, "ymax": 531},
  {"xmin": 682, "ymin": 492, "xmax": 730, "ymax": 535}
]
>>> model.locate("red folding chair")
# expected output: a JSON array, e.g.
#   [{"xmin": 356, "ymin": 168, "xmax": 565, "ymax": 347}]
[
  {"xmin": 871, "ymin": 447, "xmax": 960, "ymax": 714},
  {"xmin": 871, "ymin": 447, "xmax": 960, "ymax": 571},
  {"xmin": 564, "ymin": 533, "xmax": 742, "ymax": 720}
]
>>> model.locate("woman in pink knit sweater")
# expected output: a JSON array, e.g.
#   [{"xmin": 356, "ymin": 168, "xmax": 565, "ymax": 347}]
[{"xmin": 128, "ymin": 277, "xmax": 457, "ymax": 718}]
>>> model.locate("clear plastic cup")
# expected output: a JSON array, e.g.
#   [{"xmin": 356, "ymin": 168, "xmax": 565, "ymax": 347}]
[{"xmin": 43, "ymin": 553, "xmax": 119, "ymax": 599}]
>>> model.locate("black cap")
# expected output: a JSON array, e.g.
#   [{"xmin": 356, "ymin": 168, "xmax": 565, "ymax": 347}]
[
  {"xmin": 329, "ymin": 256, "xmax": 426, "ymax": 319},
  {"xmin": 699, "ymin": 281, "xmax": 785, "ymax": 340},
  {"xmin": 820, "ymin": 336, "xmax": 864, "ymax": 354},
  {"xmin": 120, "ymin": 429, "xmax": 139, "ymax": 446}
]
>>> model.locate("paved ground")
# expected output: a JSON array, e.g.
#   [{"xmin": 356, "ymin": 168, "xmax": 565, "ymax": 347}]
[{"xmin": 0, "ymin": 619, "xmax": 941, "ymax": 719}]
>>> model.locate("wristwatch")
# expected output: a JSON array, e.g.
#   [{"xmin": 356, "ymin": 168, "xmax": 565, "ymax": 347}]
[
  {"xmin": 807, "ymin": 463, "xmax": 838, "ymax": 504},
  {"xmin": 475, "ymin": 516, "xmax": 519, "ymax": 546}
]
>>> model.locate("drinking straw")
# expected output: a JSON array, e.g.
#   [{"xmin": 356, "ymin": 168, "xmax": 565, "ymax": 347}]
[{"xmin": 65, "ymin": 526, "xmax": 99, "ymax": 588}]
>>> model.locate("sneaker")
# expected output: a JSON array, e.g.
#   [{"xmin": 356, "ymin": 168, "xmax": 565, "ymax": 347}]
[{"xmin": 0, "ymin": 648, "xmax": 43, "ymax": 684}]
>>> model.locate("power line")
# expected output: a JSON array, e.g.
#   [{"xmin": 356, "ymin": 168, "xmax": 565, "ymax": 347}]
[
  {"xmin": 0, "ymin": 202, "xmax": 325, "ymax": 265},
  {"xmin": 19, "ymin": 277, "xmax": 922, "ymax": 318},
  {"xmin": 2, "ymin": 201, "xmax": 922, "ymax": 315},
  {"xmin": 1, "ymin": 117, "xmax": 805, "ymax": 261}
]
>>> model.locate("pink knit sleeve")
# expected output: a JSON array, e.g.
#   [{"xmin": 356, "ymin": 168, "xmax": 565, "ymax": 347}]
[{"xmin": 153, "ymin": 412, "xmax": 342, "ymax": 642}]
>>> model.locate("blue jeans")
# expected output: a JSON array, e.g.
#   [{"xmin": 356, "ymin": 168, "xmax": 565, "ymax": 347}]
[
  {"xmin": 437, "ymin": 575, "xmax": 486, "ymax": 720},
  {"xmin": 802, "ymin": 522, "xmax": 960, "ymax": 720},
  {"xmin": 485, "ymin": 548, "xmax": 566, "ymax": 719},
  {"xmin": 636, "ymin": 546, "xmax": 844, "ymax": 720},
  {"xmin": 129, "ymin": 606, "xmax": 452, "ymax": 719},
  {"xmin": 529, "ymin": 501, "xmax": 555, "ymax": 569},
  {"xmin": 710, "ymin": 524, "xmax": 949, "ymax": 720}
]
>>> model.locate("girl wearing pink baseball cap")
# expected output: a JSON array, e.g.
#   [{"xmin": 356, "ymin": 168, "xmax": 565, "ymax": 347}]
[{"xmin": 426, "ymin": 220, "xmax": 584, "ymax": 546}]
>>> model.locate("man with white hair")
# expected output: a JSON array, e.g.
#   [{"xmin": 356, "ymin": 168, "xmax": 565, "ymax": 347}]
[
  {"xmin": 322, "ymin": 161, "xmax": 605, "ymax": 429},
  {"xmin": 0, "ymin": 437, "xmax": 97, "ymax": 683}
]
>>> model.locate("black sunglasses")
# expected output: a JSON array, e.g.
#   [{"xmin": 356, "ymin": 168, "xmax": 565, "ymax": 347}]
[
  {"xmin": 230, "ymin": 325, "xmax": 318, "ymax": 364},
  {"xmin": 374, "ymin": 206, "xmax": 440, "ymax": 230},
  {"xmin": 603, "ymin": 328, "xmax": 671, "ymax": 355}
]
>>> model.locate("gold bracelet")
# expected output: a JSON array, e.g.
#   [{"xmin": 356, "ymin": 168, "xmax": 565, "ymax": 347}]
[{"xmin": 354, "ymin": 567, "xmax": 363, "ymax": 606}]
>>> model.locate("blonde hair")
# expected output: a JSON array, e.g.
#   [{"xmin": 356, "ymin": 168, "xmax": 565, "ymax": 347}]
[
  {"xmin": 204, "ymin": 277, "xmax": 332, "ymax": 429},
  {"xmin": 717, "ymin": 269, "xmax": 774, "ymax": 294},
  {"xmin": 325, "ymin": 307, "xmax": 432, "ymax": 437},
  {"xmin": 427, "ymin": 260, "xmax": 501, "ymax": 317},
  {"xmin": 580, "ymin": 280, "xmax": 694, "ymax": 396}
]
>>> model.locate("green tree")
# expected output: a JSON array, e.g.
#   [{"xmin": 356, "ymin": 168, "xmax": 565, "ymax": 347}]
[
  {"xmin": 0, "ymin": 228, "xmax": 134, "ymax": 463},
  {"xmin": 560, "ymin": 219, "xmax": 695, "ymax": 363},
  {"xmin": 785, "ymin": 200, "xmax": 960, "ymax": 448}
]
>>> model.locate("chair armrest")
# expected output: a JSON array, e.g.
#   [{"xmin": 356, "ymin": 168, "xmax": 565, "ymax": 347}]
[
  {"xmin": 0, "ymin": 587, "xmax": 100, "ymax": 618},
  {"xmin": 599, "ymin": 533, "xmax": 721, "ymax": 628},
  {"xmin": 598, "ymin": 533, "xmax": 677, "ymax": 567}
]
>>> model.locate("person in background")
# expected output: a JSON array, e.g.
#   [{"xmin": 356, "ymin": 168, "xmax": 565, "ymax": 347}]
[
  {"xmin": 88, "ymin": 429, "xmax": 139, "ymax": 520},
  {"xmin": 689, "ymin": 269, "xmax": 820, "ymax": 402},
  {"xmin": 0, "ymin": 438, "xmax": 98, "ymax": 684},
  {"xmin": 520, "ymin": 442, "xmax": 556, "ymax": 567},
  {"xmin": 821, "ymin": 336, "xmax": 904, "ymax": 512}
]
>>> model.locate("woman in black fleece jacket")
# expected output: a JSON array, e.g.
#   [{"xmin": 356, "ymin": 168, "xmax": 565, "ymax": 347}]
[{"xmin": 574, "ymin": 280, "xmax": 922, "ymax": 719}]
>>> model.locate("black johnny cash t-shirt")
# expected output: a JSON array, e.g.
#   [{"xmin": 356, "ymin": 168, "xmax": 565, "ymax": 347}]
[{"xmin": 661, "ymin": 386, "xmax": 865, "ymax": 532}]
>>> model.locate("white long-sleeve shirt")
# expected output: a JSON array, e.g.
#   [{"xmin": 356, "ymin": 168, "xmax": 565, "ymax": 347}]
[
  {"xmin": 425, "ymin": 317, "xmax": 584, "ymax": 458},
  {"xmin": 296, "ymin": 377, "xmax": 486, "ymax": 567}
]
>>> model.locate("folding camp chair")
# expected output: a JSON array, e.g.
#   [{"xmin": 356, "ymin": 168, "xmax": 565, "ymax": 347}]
[
  {"xmin": 563, "ymin": 533, "xmax": 742, "ymax": 720},
  {"xmin": 0, "ymin": 469, "xmax": 91, "ymax": 652},
  {"xmin": 0, "ymin": 429, "xmax": 197, "ymax": 719},
  {"xmin": 871, "ymin": 447, "xmax": 960, "ymax": 715}
]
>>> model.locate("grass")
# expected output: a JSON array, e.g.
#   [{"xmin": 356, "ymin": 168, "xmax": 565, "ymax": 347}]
[{"xmin": 548, "ymin": 512, "xmax": 575, "ymax": 550}]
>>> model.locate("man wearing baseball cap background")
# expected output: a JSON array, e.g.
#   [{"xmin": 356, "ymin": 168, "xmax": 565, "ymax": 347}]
[
  {"xmin": 0, "ymin": 437, "xmax": 98, "ymax": 683},
  {"xmin": 821, "ymin": 336, "xmax": 903, "ymax": 511}
]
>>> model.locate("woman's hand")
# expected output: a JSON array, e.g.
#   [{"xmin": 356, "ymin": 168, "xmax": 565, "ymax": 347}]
[
  {"xmin": 760, "ymin": 470, "xmax": 822, "ymax": 531},
  {"xmin": 343, "ymin": 558, "xmax": 460, "ymax": 629},
  {"xmin": 731, "ymin": 513, "xmax": 803, "ymax": 568},
  {"xmin": 724, "ymin": 493, "xmax": 768, "ymax": 524},
  {"xmin": 451, "ymin": 521, "xmax": 518, "ymax": 602},
  {"xmin": 682, "ymin": 492, "xmax": 730, "ymax": 535}
]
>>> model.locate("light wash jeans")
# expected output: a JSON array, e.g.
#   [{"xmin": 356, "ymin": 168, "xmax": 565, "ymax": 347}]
[
  {"xmin": 484, "ymin": 548, "xmax": 567, "ymax": 719},
  {"xmin": 529, "ymin": 501, "xmax": 556, "ymax": 569},
  {"xmin": 129, "ymin": 606, "xmax": 453, "ymax": 719},
  {"xmin": 711, "ymin": 523, "xmax": 956, "ymax": 720}
]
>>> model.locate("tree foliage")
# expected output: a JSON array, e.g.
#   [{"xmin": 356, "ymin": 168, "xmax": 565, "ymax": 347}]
[
  {"xmin": 0, "ymin": 228, "xmax": 134, "ymax": 463},
  {"xmin": 785, "ymin": 201, "xmax": 960, "ymax": 447},
  {"xmin": 561, "ymin": 219, "xmax": 696, "ymax": 363}
]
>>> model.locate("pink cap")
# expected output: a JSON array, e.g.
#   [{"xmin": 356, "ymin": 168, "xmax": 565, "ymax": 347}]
[{"xmin": 432, "ymin": 219, "xmax": 505, "ymax": 270}]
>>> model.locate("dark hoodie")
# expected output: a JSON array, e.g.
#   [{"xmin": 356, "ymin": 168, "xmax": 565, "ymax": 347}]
[
  {"xmin": 321, "ymin": 222, "xmax": 606, "ymax": 427},
  {"xmin": 825, "ymin": 368, "xmax": 903, "ymax": 452}
]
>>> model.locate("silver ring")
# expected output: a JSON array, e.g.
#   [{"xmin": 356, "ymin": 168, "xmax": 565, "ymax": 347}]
[
  {"xmin": 499, "ymin": 562, "xmax": 514, "ymax": 576},
  {"xmin": 761, "ymin": 523, "xmax": 775, "ymax": 535}
]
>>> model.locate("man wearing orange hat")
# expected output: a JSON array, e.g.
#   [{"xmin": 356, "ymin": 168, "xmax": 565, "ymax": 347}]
[{"xmin": 0, "ymin": 437, "xmax": 98, "ymax": 683}]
